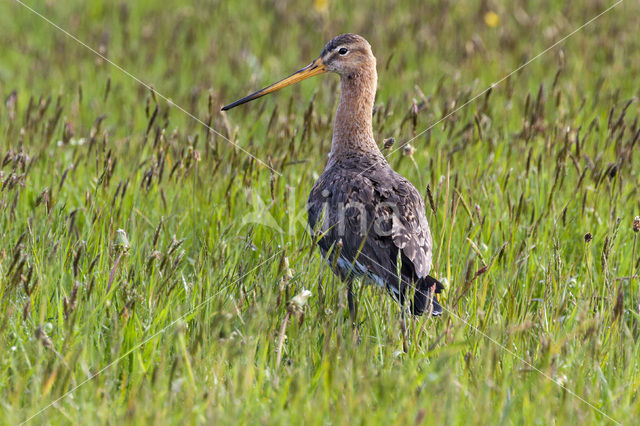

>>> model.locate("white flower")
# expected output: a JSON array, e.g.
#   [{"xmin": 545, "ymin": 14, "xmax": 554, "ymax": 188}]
[
  {"xmin": 288, "ymin": 289, "xmax": 312, "ymax": 315},
  {"xmin": 114, "ymin": 229, "xmax": 130, "ymax": 253}
]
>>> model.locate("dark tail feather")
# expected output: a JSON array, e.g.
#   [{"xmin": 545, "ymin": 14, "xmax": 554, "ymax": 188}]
[{"xmin": 411, "ymin": 275, "xmax": 444, "ymax": 316}]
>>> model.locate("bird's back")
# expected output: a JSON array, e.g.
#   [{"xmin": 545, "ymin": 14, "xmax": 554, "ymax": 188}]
[{"xmin": 307, "ymin": 153, "xmax": 435, "ymax": 307}]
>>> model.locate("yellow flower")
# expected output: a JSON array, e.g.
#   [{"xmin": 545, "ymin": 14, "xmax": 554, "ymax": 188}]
[
  {"xmin": 484, "ymin": 11, "xmax": 500, "ymax": 28},
  {"xmin": 314, "ymin": 0, "xmax": 328, "ymax": 13}
]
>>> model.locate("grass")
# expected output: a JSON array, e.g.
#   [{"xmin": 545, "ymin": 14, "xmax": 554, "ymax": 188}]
[{"xmin": 1, "ymin": 0, "xmax": 640, "ymax": 423}]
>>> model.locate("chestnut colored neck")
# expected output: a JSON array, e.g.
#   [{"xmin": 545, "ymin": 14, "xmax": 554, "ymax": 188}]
[{"xmin": 329, "ymin": 62, "xmax": 383, "ymax": 163}]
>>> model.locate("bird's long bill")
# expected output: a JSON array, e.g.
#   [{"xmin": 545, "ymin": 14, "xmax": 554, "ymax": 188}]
[{"xmin": 221, "ymin": 57, "xmax": 327, "ymax": 111}]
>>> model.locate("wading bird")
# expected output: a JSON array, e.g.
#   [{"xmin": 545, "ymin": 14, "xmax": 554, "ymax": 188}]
[{"xmin": 222, "ymin": 34, "xmax": 444, "ymax": 327}]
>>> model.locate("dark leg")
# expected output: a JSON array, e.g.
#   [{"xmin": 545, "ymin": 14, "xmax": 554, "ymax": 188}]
[{"xmin": 347, "ymin": 281, "xmax": 360, "ymax": 344}]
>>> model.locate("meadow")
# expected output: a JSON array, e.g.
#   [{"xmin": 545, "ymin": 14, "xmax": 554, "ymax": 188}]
[{"xmin": 1, "ymin": 0, "xmax": 640, "ymax": 423}]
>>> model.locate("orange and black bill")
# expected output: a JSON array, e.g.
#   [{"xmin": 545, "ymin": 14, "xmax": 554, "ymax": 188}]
[{"xmin": 221, "ymin": 57, "xmax": 327, "ymax": 111}]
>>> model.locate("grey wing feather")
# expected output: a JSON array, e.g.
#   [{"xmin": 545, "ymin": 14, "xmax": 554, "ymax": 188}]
[
  {"xmin": 307, "ymin": 161, "xmax": 433, "ymax": 293},
  {"xmin": 387, "ymin": 174, "xmax": 433, "ymax": 278}
]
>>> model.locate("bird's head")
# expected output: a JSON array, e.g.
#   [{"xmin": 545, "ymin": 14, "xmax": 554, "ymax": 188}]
[
  {"xmin": 318, "ymin": 33, "xmax": 375, "ymax": 77},
  {"xmin": 222, "ymin": 33, "xmax": 375, "ymax": 111}
]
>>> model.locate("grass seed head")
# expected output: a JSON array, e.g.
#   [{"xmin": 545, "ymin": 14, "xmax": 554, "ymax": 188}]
[
  {"xmin": 383, "ymin": 137, "xmax": 395, "ymax": 149},
  {"xmin": 403, "ymin": 144, "xmax": 415, "ymax": 157},
  {"xmin": 34, "ymin": 326, "xmax": 54, "ymax": 350},
  {"xmin": 633, "ymin": 216, "xmax": 640, "ymax": 232}
]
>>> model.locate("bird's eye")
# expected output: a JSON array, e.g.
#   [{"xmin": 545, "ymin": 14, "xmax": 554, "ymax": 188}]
[{"xmin": 338, "ymin": 47, "xmax": 348, "ymax": 55}]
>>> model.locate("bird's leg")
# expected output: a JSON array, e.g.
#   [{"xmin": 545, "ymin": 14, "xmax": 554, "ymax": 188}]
[{"xmin": 347, "ymin": 281, "xmax": 360, "ymax": 344}]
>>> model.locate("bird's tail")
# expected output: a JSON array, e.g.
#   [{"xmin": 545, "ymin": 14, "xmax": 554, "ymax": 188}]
[{"xmin": 411, "ymin": 275, "xmax": 444, "ymax": 316}]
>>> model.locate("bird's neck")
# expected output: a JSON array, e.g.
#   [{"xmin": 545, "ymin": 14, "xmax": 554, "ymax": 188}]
[{"xmin": 329, "ymin": 65, "xmax": 382, "ymax": 162}]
